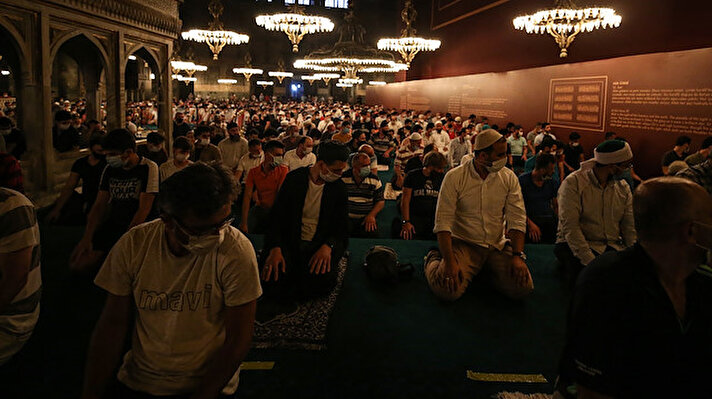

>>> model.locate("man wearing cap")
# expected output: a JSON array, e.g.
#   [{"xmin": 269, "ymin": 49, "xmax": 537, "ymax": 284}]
[
  {"xmin": 219, "ymin": 122, "xmax": 249, "ymax": 174},
  {"xmin": 555, "ymin": 140, "xmax": 637, "ymax": 285},
  {"xmin": 425, "ymin": 129, "xmax": 533, "ymax": 301}
]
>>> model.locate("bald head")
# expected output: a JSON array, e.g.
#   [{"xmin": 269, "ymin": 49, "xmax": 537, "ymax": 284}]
[
  {"xmin": 358, "ymin": 144, "xmax": 375, "ymax": 157},
  {"xmin": 634, "ymin": 177, "xmax": 712, "ymax": 243}
]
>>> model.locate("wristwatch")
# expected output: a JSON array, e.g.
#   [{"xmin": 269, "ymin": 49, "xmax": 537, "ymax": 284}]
[
  {"xmin": 401, "ymin": 219, "xmax": 410, "ymax": 225},
  {"xmin": 512, "ymin": 251, "xmax": 527, "ymax": 261}
]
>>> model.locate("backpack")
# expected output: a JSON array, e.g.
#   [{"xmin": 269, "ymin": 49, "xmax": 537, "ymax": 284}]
[{"xmin": 363, "ymin": 245, "xmax": 414, "ymax": 284}]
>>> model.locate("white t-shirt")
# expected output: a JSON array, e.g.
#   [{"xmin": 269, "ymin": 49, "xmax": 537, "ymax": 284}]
[
  {"xmin": 159, "ymin": 160, "xmax": 192, "ymax": 182},
  {"xmin": 94, "ymin": 220, "xmax": 262, "ymax": 396},
  {"xmin": 218, "ymin": 137, "xmax": 249, "ymax": 170},
  {"xmin": 301, "ymin": 179, "xmax": 324, "ymax": 241},
  {"xmin": 236, "ymin": 153, "xmax": 263, "ymax": 183},
  {"xmin": 284, "ymin": 149, "xmax": 316, "ymax": 171}
]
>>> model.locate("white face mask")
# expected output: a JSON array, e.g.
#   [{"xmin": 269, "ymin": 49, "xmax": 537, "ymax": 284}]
[
  {"xmin": 320, "ymin": 167, "xmax": 341, "ymax": 183},
  {"xmin": 58, "ymin": 122, "xmax": 71, "ymax": 130},
  {"xmin": 174, "ymin": 153, "xmax": 188, "ymax": 162},
  {"xmin": 200, "ymin": 138, "xmax": 210, "ymax": 146},
  {"xmin": 304, "ymin": 147, "xmax": 313, "ymax": 154},
  {"xmin": 271, "ymin": 155, "xmax": 284, "ymax": 167},
  {"xmin": 0, "ymin": 128, "xmax": 11, "ymax": 135},
  {"xmin": 484, "ymin": 157, "xmax": 507, "ymax": 174}
]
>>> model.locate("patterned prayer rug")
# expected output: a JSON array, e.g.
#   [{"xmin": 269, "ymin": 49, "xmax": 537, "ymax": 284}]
[{"xmin": 252, "ymin": 256, "xmax": 348, "ymax": 350}]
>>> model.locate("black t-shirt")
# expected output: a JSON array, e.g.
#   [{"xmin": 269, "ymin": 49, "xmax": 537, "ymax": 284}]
[
  {"xmin": 661, "ymin": 150, "xmax": 685, "ymax": 167},
  {"xmin": 403, "ymin": 169, "xmax": 444, "ymax": 218},
  {"xmin": 560, "ymin": 244, "xmax": 712, "ymax": 398},
  {"xmin": 98, "ymin": 157, "xmax": 159, "ymax": 224},
  {"xmin": 564, "ymin": 143, "xmax": 584, "ymax": 170},
  {"xmin": 53, "ymin": 126, "xmax": 80, "ymax": 152},
  {"xmin": 3, "ymin": 128, "xmax": 27, "ymax": 159},
  {"xmin": 172, "ymin": 122, "xmax": 192, "ymax": 139},
  {"xmin": 71, "ymin": 155, "xmax": 107, "ymax": 210},
  {"xmin": 137, "ymin": 144, "xmax": 168, "ymax": 166}
]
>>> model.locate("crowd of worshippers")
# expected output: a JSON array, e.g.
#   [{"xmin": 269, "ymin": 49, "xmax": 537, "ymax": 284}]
[{"xmin": 1, "ymin": 98, "xmax": 712, "ymax": 399}]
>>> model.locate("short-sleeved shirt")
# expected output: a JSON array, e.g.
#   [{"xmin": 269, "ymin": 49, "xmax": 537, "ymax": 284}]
[
  {"xmin": 159, "ymin": 160, "xmax": 192, "ymax": 182},
  {"xmin": 564, "ymin": 143, "xmax": 584, "ymax": 170},
  {"xmin": 507, "ymin": 136, "xmax": 527, "ymax": 156},
  {"xmin": 661, "ymin": 149, "xmax": 685, "ymax": 167},
  {"xmin": 518, "ymin": 172, "xmax": 559, "ymax": 218},
  {"xmin": 137, "ymin": 145, "xmax": 168, "ymax": 167},
  {"xmin": 0, "ymin": 188, "xmax": 41, "ymax": 336},
  {"xmin": 342, "ymin": 169, "xmax": 384, "ymax": 219},
  {"xmin": 71, "ymin": 155, "xmax": 107, "ymax": 209},
  {"xmin": 524, "ymin": 154, "xmax": 560, "ymax": 183},
  {"xmin": 560, "ymin": 244, "xmax": 712, "ymax": 397},
  {"xmin": 369, "ymin": 135, "xmax": 395, "ymax": 154},
  {"xmin": 94, "ymin": 219, "xmax": 262, "ymax": 396},
  {"xmin": 403, "ymin": 169, "xmax": 443, "ymax": 218},
  {"xmin": 684, "ymin": 152, "xmax": 707, "ymax": 166},
  {"xmin": 99, "ymin": 157, "xmax": 159, "ymax": 224},
  {"xmin": 245, "ymin": 164, "xmax": 289, "ymax": 209},
  {"xmin": 236, "ymin": 154, "xmax": 263, "ymax": 184},
  {"xmin": 677, "ymin": 159, "xmax": 712, "ymax": 195}
]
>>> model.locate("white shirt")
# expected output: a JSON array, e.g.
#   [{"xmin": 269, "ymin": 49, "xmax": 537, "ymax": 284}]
[
  {"xmin": 556, "ymin": 168, "xmax": 637, "ymax": 265},
  {"xmin": 301, "ymin": 179, "xmax": 324, "ymax": 241},
  {"xmin": 159, "ymin": 160, "xmax": 192, "ymax": 182},
  {"xmin": 94, "ymin": 220, "xmax": 262, "ymax": 396},
  {"xmin": 534, "ymin": 132, "xmax": 557, "ymax": 147},
  {"xmin": 236, "ymin": 153, "xmax": 263, "ymax": 183},
  {"xmin": 218, "ymin": 137, "xmax": 249, "ymax": 170},
  {"xmin": 431, "ymin": 130, "xmax": 451, "ymax": 153},
  {"xmin": 284, "ymin": 149, "xmax": 316, "ymax": 171},
  {"xmin": 434, "ymin": 160, "xmax": 527, "ymax": 250}
]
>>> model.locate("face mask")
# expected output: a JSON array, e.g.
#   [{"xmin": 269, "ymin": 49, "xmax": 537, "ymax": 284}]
[
  {"xmin": 320, "ymin": 169, "xmax": 341, "ymax": 183},
  {"xmin": 92, "ymin": 152, "xmax": 105, "ymax": 161},
  {"xmin": 250, "ymin": 152, "xmax": 262, "ymax": 159},
  {"xmin": 0, "ymin": 128, "xmax": 11, "ymax": 135},
  {"xmin": 542, "ymin": 175, "xmax": 553, "ymax": 181},
  {"xmin": 58, "ymin": 122, "xmax": 71, "ymax": 130},
  {"xmin": 571, "ymin": 142, "xmax": 579, "ymax": 147},
  {"xmin": 175, "ymin": 119, "xmax": 184, "ymax": 125},
  {"xmin": 358, "ymin": 167, "xmax": 370, "ymax": 178},
  {"xmin": 271, "ymin": 156, "xmax": 284, "ymax": 167},
  {"xmin": 174, "ymin": 153, "xmax": 188, "ymax": 162},
  {"xmin": 200, "ymin": 138, "xmax": 210, "ymax": 146},
  {"xmin": 148, "ymin": 144, "xmax": 162, "ymax": 153},
  {"xmin": 230, "ymin": 135, "xmax": 241, "ymax": 142},
  {"xmin": 484, "ymin": 157, "xmax": 507, "ymax": 173},
  {"xmin": 106, "ymin": 155, "xmax": 124, "ymax": 168},
  {"xmin": 181, "ymin": 228, "xmax": 225, "ymax": 254},
  {"xmin": 304, "ymin": 147, "xmax": 313, "ymax": 154},
  {"xmin": 72, "ymin": 123, "xmax": 82, "ymax": 129}
]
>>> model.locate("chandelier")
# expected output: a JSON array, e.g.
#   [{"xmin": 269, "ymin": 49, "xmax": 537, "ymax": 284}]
[
  {"xmin": 336, "ymin": 82, "xmax": 353, "ymax": 89},
  {"xmin": 170, "ymin": 61, "xmax": 208, "ymax": 77},
  {"xmin": 295, "ymin": 1, "xmax": 406, "ymax": 83},
  {"xmin": 301, "ymin": 75, "xmax": 319, "ymax": 85},
  {"xmin": 369, "ymin": 81, "xmax": 386, "ymax": 86},
  {"xmin": 217, "ymin": 78, "xmax": 238, "ymax": 84},
  {"xmin": 256, "ymin": 5, "xmax": 335, "ymax": 53},
  {"xmin": 256, "ymin": 80, "xmax": 274, "ymax": 87},
  {"xmin": 172, "ymin": 74, "xmax": 197, "ymax": 85},
  {"xmin": 268, "ymin": 71, "xmax": 294, "ymax": 84},
  {"xmin": 181, "ymin": 0, "xmax": 249, "ymax": 60},
  {"xmin": 377, "ymin": 0, "xmax": 441, "ymax": 66},
  {"xmin": 513, "ymin": 0, "xmax": 622, "ymax": 58},
  {"xmin": 232, "ymin": 52, "xmax": 263, "ymax": 82},
  {"xmin": 339, "ymin": 77, "xmax": 362, "ymax": 85},
  {"xmin": 313, "ymin": 73, "xmax": 340, "ymax": 84}
]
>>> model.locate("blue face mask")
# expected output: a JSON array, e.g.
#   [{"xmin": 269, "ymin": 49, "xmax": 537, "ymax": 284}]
[{"xmin": 106, "ymin": 155, "xmax": 125, "ymax": 168}]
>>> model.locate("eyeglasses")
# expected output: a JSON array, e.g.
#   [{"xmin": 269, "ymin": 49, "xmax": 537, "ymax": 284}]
[{"xmin": 173, "ymin": 215, "xmax": 234, "ymax": 237}]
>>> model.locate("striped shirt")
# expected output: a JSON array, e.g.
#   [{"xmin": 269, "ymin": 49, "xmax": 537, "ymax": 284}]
[
  {"xmin": 0, "ymin": 188, "xmax": 41, "ymax": 336},
  {"xmin": 369, "ymin": 134, "xmax": 395, "ymax": 155},
  {"xmin": 342, "ymin": 170, "xmax": 384, "ymax": 219},
  {"xmin": 395, "ymin": 141, "xmax": 424, "ymax": 168}
]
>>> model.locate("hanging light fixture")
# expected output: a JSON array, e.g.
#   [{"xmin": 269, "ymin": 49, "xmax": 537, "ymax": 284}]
[
  {"xmin": 377, "ymin": 0, "xmax": 441, "ymax": 66},
  {"xmin": 295, "ymin": 1, "xmax": 407, "ymax": 84},
  {"xmin": 182, "ymin": 0, "xmax": 250, "ymax": 60},
  {"xmin": 301, "ymin": 75, "xmax": 319, "ymax": 85},
  {"xmin": 218, "ymin": 78, "xmax": 238, "ymax": 84},
  {"xmin": 232, "ymin": 52, "xmax": 263, "ymax": 82},
  {"xmin": 171, "ymin": 61, "xmax": 208, "ymax": 77},
  {"xmin": 313, "ymin": 73, "xmax": 340, "ymax": 85},
  {"xmin": 256, "ymin": 4, "xmax": 335, "ymax": 53},
  {"xmin": 268, "ymin": 71, "xmax": 294, "ymax": 84},
  {"xmin": 256, "ymin": 80, "xmax": 274, "ymax": 87},
  {"xmin": 369, "ymin": 81, "xmax": 386, "ymax": 86},
  {"xmin": 339, "ymin": 77, "xmax": 363, "ymax": 85},
  {"xmin": 336, "ymin": 82, "xmax": 353, "ymax": 89},
  {"xmin": 513, "ymin": 0, "xmax": 622, "ymax": 58}
]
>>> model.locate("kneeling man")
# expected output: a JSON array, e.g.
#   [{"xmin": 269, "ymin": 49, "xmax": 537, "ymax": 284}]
[{"xmin": 425, "ymin": 129, "xmax": 533, "ymax": 300}]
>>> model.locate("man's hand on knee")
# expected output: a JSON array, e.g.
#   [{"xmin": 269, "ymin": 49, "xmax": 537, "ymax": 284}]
[
  {"xmin": 441, "ymin": 257, "xmax": 462, "ymax": 293},
  {"xmin": 263, "ymin": 248, "xmax": 286, "ymax": 282},
  {"xmin": 309, "ymin": 244, "xmax": 332, "ymax": 275}
]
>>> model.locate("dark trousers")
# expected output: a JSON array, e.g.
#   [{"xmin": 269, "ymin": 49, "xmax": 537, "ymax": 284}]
[
  {"xmin": 554, "ymin": 242, "xmax": 615, "ymax": 289},
  {"xmin": 260, "ymin": 240, "xmax": 346, "ymax": 300},
  {"xmin": 348, "ymin": 217, "xmax": 380, "ymax": 238},
  {"xmin": 247, "ymin": 206, "xmax": 270, "ymax": 234}
]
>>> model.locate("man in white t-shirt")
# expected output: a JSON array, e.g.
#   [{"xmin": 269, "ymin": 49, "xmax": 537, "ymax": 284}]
[
  {"xmin": 533, "ymin": 122, "xmax": 557, "ymax": 148},
  {"xmin": 82, "ymin": 163, "xmax": 262, "ymax": 398},
  {"xmin": 159, "ymin": 136, "xmax": 193, "ymax": 182},
  {"xmin": 284, "ymin": 136, "xmax": 316, "ymax": 171},
  {"xmin": 235, "ymin": 139, "xmax": 264, "ymax": 186},
  {"xmin": 218, "ymin": 122, "xmax": 249, "ymax": 173}
]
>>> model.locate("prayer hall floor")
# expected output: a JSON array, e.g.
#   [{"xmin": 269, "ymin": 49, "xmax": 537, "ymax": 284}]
[{"xmin": 0, "ymin": 224, "xmax": 569, "ymax": 398}]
